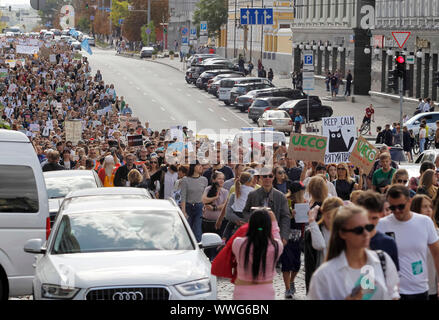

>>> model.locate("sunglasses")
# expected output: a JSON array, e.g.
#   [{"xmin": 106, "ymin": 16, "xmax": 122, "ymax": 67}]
[
  {"xmin": 277, "ymin": 171, "xmax": 285, "ymax": 174},
  {"xmin": 342, "ymin": 224, "xmax": 375, "ymax": 235},
  {"xmin": 151, "ymin": 161, "xmax": 158, "ymax": 164},
  {"xmin": 397, "ymin": 179, "xmax": 408, "ymax": 184},
  {"xmin": 262, "ymin": 174, "xmax": 274, "ymax": 179},
  {"xmin": 337, "ymin": 167, "xmax": 346, "ymax": 170},
  {"xmin": 389, "ymin": 204, "xmax": 406, "ymax": 211}
]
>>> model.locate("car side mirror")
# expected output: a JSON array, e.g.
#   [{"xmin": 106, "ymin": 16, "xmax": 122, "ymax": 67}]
[
  {"xmin": 199, "ymin": 233, "xmax": 223, "ymax": 249},
  {"xmin": 24, "ymin": 239, "xmax": 46, "ymax": 254},
  {"xmin": 414, "ymin": 120, "xmax": 420, "ymax": 125}
]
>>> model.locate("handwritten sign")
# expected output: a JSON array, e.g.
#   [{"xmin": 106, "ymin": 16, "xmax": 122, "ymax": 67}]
[
  {"xmin": 65, "ymin": 120, "xmax": 83, "ymax": 145},
  {"xmin": 287, "ymin": 133, "xmax": 327, "ymax": 162},
  {"xmin": 349, "ymin": 136, "xmax": 379, "ymax": 173},
  {"xmin": 322, "ymin": 116, "xmax": 356, "ymax": 164}
]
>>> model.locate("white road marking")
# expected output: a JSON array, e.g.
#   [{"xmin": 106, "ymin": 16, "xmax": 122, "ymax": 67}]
[
  {"xmin": 221, "ymin": 117, "xmax": 228, "ymax": 122},
  {"xmin": 170, "ymin": 116, "xmax": 176, "ymax": 121},
  {"xmin": 136, "ymin": 87, "xmax": 140, "ymax": 91},
  {"xmin": 208, "ymin": 108, "xmax": 214, "ymax": 112},
  {"xmin": 160, "ymin": 107, "xmax": 166, "ymax": 111},
  {"xmin": 197, "ymin": 100, "xmax": 203, "ymax": 104},
  {"xmin": 152, "ymin": 99, "xmax": 156, "ymax": 102},
  {"xmin": 177, "ymin": 88, "xmax": 182, "ymax": 91},
  {"xmin": 143, "ymin": 92, "xmax": 148, "ymax": 95},
  {"xmin": 186, "ymin": 93, "xmax": 191, "ymax": 97}
]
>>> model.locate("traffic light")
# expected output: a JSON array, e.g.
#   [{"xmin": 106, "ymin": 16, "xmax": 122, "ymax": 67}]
[
  {"xmin": 433, "ymin": 71, "xmax": 439, "ymax": 87},
  {"xmin": 388, "ymin": 70, "xmax": 399, "ymax": 93},
  {"xmin": 85, "ymin": 3, "xmax": 89, "ymax": 9},
  {"xmin": 163, "ymin": 28, "xmax": 167, "ymax": 34},
  {"xmin": 395, "ymin": 55, "xmax": 406, "ymax": 78}
]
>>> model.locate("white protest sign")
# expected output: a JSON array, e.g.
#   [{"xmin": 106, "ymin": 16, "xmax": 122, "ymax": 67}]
[
  {"xmin": 29, "ymin": 123, "xmax": 40, "ymax": 132},
  {"xmin": 169, "ymin": 126, "xmax": 184, "ymax": 142},
  {"xmin": 322, "ymin": 116, "xmax": 356, "ymax": 164},
  {"xmin": 46, "ymin": 119, "xmax": 53, "ymax": 130},
  {"xmin": 49, "ymin": 54, "xmax": 56, "ymax": 63},
  {"xmin": 42, "ymin": 126, "xmax": 50, "ymax": 137},
  {"xmin": 64, "ymin": 120, "xmax": 83, "ymax": 145},
  {"xmin": 16, "ymin": 45, "xmax": 39, "ymax": 55}
]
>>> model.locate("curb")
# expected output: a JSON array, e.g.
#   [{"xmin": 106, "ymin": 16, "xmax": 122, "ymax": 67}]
[{"xmin": 116, "ymin": 53, "xmax": 183, "ymax": 73}]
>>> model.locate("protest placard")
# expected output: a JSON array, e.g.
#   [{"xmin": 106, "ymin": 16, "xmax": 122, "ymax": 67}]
[
  {"xmin": 169, "ymin": 125, "xmax": 184, "ymax": 141},
  {"xmin": 0, "ymin": 68, "xmax": 8, "ymax": 78},
  {"xmin": 5, "ymin": 59, "xmax": 15, "ymax": 68},
  {"xmin": 349, "ymin": 136, "xmax": 379, "ymax": 174},
  {"xmin": 16, "ymin": 45, "xmax": 39, "ymax": 55},
  {"xmin": 128, "ymin": 117, "xmax": 139, "ymax": 129},
  {"xmin": 287, "ymin": 133, "xmax": 327, "ymax": 162},
  {"xmin": 127, "ymin": 135, "xmax": 144, "ymax": 147},
  {"xmin": 29, "ymin": 123, "xmax": 40, "ymax": 132},
  {"xmin": 49, "ymin": 54, "xmax": 56, "ymax": 63},
  {"xmin": 322, "ymin": 116, "xmax": 356, "ymax": 164},
  {"xmin": 64, "ymin": 120, "xmax": 83, "ymax": 145}
]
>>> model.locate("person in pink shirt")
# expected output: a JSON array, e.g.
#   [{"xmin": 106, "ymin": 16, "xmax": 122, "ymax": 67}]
[{"xmin": 232, "ymin": 208, "xmax": 284, "ymax": 300}]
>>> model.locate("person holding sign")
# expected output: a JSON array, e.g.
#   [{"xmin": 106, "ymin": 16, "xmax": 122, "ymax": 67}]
[{"xmin": 304, "ymin": 197, "xmax": 344, "ymax": 293}]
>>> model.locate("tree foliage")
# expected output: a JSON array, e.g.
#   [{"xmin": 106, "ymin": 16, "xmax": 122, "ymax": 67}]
[
  {"xmin": 141, "ymin": 21, "xmax": 156, "ymax": 46},
  {"xmin": 193, "ymin": 0, "xmax": 227, "ymax": 38},
  {"xmin": 77, "ymin": 16, "xmax": 90, "ymax": 33},
  {"xmin": 110, "ymin": 0, "xmax": 129, "ymax": 28}
]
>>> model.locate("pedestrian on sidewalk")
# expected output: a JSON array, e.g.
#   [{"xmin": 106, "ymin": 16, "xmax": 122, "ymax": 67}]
[
  {"xmin": 325, "ymin": 71, "xmax": 331, "ymax": 92},
  {"xmin": 291, "ymin": 71, "xmax": 297, "ymax": 89},
  {"xmin": 258, "ymin": 66, "xmax": 267, "ymax": 78},
  {"xmin": 248, "ymin": 61, "xmax": 254, "ymax": 76},
  {"xmin": 258, "ymin": 59, "xmax": 262, "ymax": 72},
  {"xmin": 344, "ymin": 70, "xmax": 353, "ymax": 96},
  {"xmin": 238, "ymin": 55, "xmax": 245, "ymax": 73},
  {"xmin": 268, "ymin": 68, "xmax": 274, "ymax": 82},
  {"xmin": 294, "ymin": 111, "xmax": 304, "ymax": 133}
]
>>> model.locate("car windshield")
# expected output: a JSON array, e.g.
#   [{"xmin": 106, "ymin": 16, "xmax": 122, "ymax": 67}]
[
  {"xmin": 51, "ymin": 210, "xmax": 194, "ymax": 254},
  {"xmin": 268, "ymin": 111, "xmax": 289, "ymax": 118},
  {"xmin": 253, "ymin": 100, "xmax": 269, "ymax": 108},
  {"xmin": 233, "ymin": 87, "xmax": 246, "ymax": 93},
  {"xmin": 45, "ymin": 175, "xmax": 98, "ymax": 199}
]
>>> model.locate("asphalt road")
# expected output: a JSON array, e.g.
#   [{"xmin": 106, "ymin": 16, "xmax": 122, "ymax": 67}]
[{"xmin": 87, "ymin": 48, "xmax": 257, "ymax": 139}]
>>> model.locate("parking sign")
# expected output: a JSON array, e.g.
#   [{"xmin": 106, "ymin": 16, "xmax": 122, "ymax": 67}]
[{"xmin": 303, "ymin": 50, "xmax": 314, "ymax": 71}]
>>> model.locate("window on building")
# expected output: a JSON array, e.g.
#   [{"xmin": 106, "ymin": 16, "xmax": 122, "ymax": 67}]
[
  {"xmin": 320, "ymin": 0, "xmax": 324, "ymax": 18},
  {"xmin": 343, "ymin": 0, "xmax": 347, "ymax": 17},
  {"xmin": 335, "ymin": 0, "xmax": 339, "ymax": 18},
  {"xmin": 313, "ymin": 0, "xmax": 317, "ymax": 18},
  {"xmin": 389, "ymin": 0, "xmax": 393, "ymax": 18},
  {"xmin": 328, "ymin": 0, "xmax": 331, "ymax": 17}
]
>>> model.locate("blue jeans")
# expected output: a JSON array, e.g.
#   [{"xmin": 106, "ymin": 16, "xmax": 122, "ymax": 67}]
[
  {"xmin": 186, "ymin": 203, "xmax": 203, "ymax": 242},
  {"xmin": 420, "ymin": 138, "xmax": 425, "ymax": 153}
]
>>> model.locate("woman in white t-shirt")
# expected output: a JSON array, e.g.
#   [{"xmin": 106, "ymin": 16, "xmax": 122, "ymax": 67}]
[
  {"xmin": 410, "ymin": 194, "xmax": 439, "ymax": 300},
  {"xmin": 308, "ymin": 204, "xmax": 400, "ymax": 300},
  {"xmin": 419, "ymin": 123, "xmax": 427, "ymax": 154}
]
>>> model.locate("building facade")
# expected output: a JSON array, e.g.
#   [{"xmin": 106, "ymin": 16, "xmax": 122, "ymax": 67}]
[
  {"xmin": 168, "ymin": 0, "xmax": 200, "ymax": 51},
  {"xmin": 216, "ymin": 0, "xmax": 294, "ymax": 75}
]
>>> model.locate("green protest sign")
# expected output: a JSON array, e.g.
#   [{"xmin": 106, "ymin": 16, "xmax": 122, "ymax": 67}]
[
  {"xmin": 349, "ymin": 136, "xmax": 379, "ymax": 173},
  {"xmin": 288, "ymin": 133, "xmax": 328, "ymax": 162}
]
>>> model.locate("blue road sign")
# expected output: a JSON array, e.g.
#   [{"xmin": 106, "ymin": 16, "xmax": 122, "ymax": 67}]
[
  {"xmin": 90, "ymin": 15, "xmax": 94, "ymax": 21},
  {"xmin": 190, "ymin": 28, "xmax": 197, "ymax": 36},
  {"xmin": 182, "ymin": 37, "xmax": 188, "ymax": 45},
  {"xmin": 146, "ymin": 28, "xmax": 151, "ymax": 35},
  {"xmin": 106, "ymin": 7, "xmax": 111, "ymax": 12},
  {"xmin": 240, "ymin": 8, "xmax": 273, "ymax": 25},
  {"xmin": 181, "ymin": 27, "xmax": 188, "ymax": 36},
  {"xmin": 118, "ymin": 18, "xmax": 124, "ymax": 24},
  {"xmin": 200, "ymin": 22, "xmax": 207, "ymax": 32},
  {"xmin": 304, "ymin": 54, "xmax": 313, "ymax": 66}
]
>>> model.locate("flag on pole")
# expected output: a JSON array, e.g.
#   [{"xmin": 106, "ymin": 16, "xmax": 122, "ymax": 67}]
[
  {"xmin": 81, "ymin": 38, "xmax": 93, "ymax": 55},
  {"xmin": 69, "ymin": 28, "xmax": 79, "ymax": 37}
]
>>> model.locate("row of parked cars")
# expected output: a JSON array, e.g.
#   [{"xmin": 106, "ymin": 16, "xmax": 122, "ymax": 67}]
[
  {"xmin": 0, "ymin": 129, "xmax": 222, "ymax": 300},
  {"xmin": 185, "ymin": 54, "xmax": 333, "ymax": 133}
]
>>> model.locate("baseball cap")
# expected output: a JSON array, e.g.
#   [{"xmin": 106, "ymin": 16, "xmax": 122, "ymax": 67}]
[{"xmin": 290, "ymin": 181, "xmax": 305, "ymax": 194}]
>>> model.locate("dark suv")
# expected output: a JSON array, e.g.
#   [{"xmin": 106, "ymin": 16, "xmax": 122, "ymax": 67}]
[
  {"xmin": 230, "ymin": 82, "xmax": 275, "ymax": 110},
  {"xmin": 248, "ymin": 97, "xmax": 291, "ymax": 122},
  {"xmin": 235, "ymin": 87, "xmax": 320, "ymax": 113},
  {"xmin": 188, "ymin": 60, "xmax": 238, "ymax": 83},
  {"xmin": 277, "ymin": 99, "xmax": 333, "ymax": 122}
]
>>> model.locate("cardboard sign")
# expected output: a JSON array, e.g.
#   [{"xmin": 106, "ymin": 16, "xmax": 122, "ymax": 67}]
[
  {"xmin": 322, "ymin": 116, "xmax": 356, "ymax": 164},
  {"xmin": 287, "ymin": 133, "xmax": 327, "ymax": 162},
  {"xmin": 39, "ymin": 46, "xmax": 50, "ymax": 59},
  {"xmin": 127, "ymin": 135, "xmax": 143, "ymax": 147},
  {"xmin": 0, "ymin": 68, "xmax": 8, "ymax": 78},
  {"xmin": 349, "ymin": 136, "xmax": 379, "ymax": 174},
  {"xmin": 73, "ymin": 53, "xmax": 82, "ymax": 60},
  {"xmin": 64, "ymin": 120, "xmax": 83, "ymax": 145}
]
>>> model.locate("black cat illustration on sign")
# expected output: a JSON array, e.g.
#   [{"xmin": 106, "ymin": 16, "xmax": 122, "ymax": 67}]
[{"xmin": 328, "ymin": 129, "xmax": 355, "ymax": 153}]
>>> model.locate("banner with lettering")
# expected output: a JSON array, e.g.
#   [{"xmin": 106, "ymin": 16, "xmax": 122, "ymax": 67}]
[
  {"xmin": 349, "ymin": 136, "xmax": 378, "ymax": 173},
  {"xmin": 287, "ymin": 133, "xmax": 327, "ymax": 162},
  {"xmin": 322, "ymin": 116, "xmax": 356, "ymax": 164}
]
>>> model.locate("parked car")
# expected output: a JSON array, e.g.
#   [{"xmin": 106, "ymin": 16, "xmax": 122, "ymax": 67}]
[
  {"xmin": 83, "ymin": 35, "xmax": 95, "ymax": 46},
  {"xmin": 0, "ymin": 129, "xmax": 50, "ymax": 299},
  {"xmin": 257, "ymin": 110, "xmax": 293, "ymax": 134},
  {"xmin": 25, "ymin": 194, "xmax": 222, "ymax": 300},
  {"xmin": 43, "ymin": 170, "xmax": 103, "ymax": 227},
  {"xmin": 236, "ymin": 87, "xmax": 318, "ymax": 113},
  {"xmin": 277, "ymin": 99, "xmax": 333, "ymax": 122},
  {"xmin": 71, "ymin": 41, "xmax": 82, "ymax": 50},
  {"xmin": 189, "ymin": 60, "xmax": 238, "ymax": 84},
  {"xmin": 207, "ymin": 73, "xmax": 245, "ymax": 96},
  {"xmin": 248, "ymin": 97, "xmax": 291, "ymax": 122},
  {"xmin": 196, "ymin": 69, "xmax": 244, "ymax": 90},
  {"xmin": 140, "ymin": 46, "xmax": 154, "ymax": 58},
  {"xmin": 231, "ymin": 82, "xmax": 276, "ymax": 111},
  {"xmin": 188, "ymin": 54, "xmax": 220, "ymax": 68},
  {"xmin": 404, "ymin": 112, "xmax": 439, "ymax": 136},
  {"xmin": 218, "ymin": 77, "xmax": 273, "ymax": 105},
  {"xmin": 414, "ymin": 149, "xmax": 439, "ymax": 164},
  {"xmin": 44, "ymin": 31, "xmax": 54, "ymax": 39}
]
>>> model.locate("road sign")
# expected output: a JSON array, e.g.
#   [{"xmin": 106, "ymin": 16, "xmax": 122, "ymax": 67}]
[
  {"xmin": 181, "ymin": 27, "xmax": 188, "ymax": 36},
  {"xmin": 200, "ymin": 21, "xmax": 207, "ymax": 33},
  {"xmin": 240, "ymin": 8, "xmax": 273, "ymax": 25},
  {"xmin": 146, "ymin": 28, "xmax": 151, "ymax": 35},
  {"xmin": 118, "ymin": 18, "xmax": 123, "ymax": 24},
  {"xmin": 106, "ymin": 7, "xmax": 111, "ymax": 13},
  {"xmin": 303, "ymin": 50, "xmax": 314, "ymax": 71},
  {"xmin": 406, "ymin": 55, "xmax": 415, "ymax": 64},
  {"xmin": 90, "ymin": 15, "xmax": 94, "ymax": 21},
  {"xmin": 190, "ymin": 28, "xmax": 197, "ymax": 40},
  {"xmin": 181, "ymin": 45, "xmax": 189, "ymax": 55},
  {"xmin": 392, "ymin": 31, "xmax": 411, "ymax": 49},
  {"xmin": 303, "ymin": 71, "xmax": 315, "ymax": 91},
  {"xmin": 182, "ymin": 37, "xmax": 188, "ymax": 45}
]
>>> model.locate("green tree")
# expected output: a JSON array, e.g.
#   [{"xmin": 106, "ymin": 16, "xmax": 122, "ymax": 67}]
[
  {"xmin": 193, "ymin": 0, "xmax": 227, "ymax": 38},
  {"xmin": 110, "ymin": 0, "xmax": 129, "ymax": 28},
  {"xmin": 141, "ymin": 21, "xmax": 156, "ymax": 46},
  {"xmin": 76, "ymin": 16, "xmax": 90, "ymax": 33}
]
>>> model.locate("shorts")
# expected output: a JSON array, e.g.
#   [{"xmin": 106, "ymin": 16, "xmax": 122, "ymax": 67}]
[
  {"xmin": 233, "ymin": 283, "xmax": 275, "ymax": 300},
  {"xmin": 280, "ymin": 238, "xmax": 302, "ymax": 272},
  {"xmin": 363, "ymin": 117, "xmax": 371, "ymax": 125}
]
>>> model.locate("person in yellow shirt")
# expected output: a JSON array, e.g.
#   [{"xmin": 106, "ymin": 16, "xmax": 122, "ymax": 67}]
[{"xmin": 98, "ymin": 155, "xmax": 118, "ymax": 187}]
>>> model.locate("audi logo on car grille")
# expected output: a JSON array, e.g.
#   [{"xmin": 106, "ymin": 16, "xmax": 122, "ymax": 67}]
[{"xmin": 112, "ymin": 291, "xmax": 144, "ymax": 300}]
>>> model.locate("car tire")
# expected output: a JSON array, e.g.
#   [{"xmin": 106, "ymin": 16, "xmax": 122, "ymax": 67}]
[
  {"xmin": 0, "ymin": 274, "xmax": 7, "ymax": 301},
  {"xmin": 224, "ymin": 101, "xmax": 231, "ymax": 106},
  {"xmin": 252, "ymin": 119, "xmax": 258, "ymax": 124}
]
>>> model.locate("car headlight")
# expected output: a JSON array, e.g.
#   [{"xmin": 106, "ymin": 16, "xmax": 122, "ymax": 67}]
[
  {"xmin": 41, "ymin": 284, "xmax": 80, "ymax": 299},
  {"xmin": 175, "ymin": 278, "xmax": 211, "ymax": 296}
]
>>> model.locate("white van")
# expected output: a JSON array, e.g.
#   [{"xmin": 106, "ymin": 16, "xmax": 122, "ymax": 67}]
[
  {"xmin": 0, "ymin": 129, "xmax": 50, "ymax": 299},
  {"xmin": 218, "ymin": 77, "xmax": 272, "ymax": 105}
]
